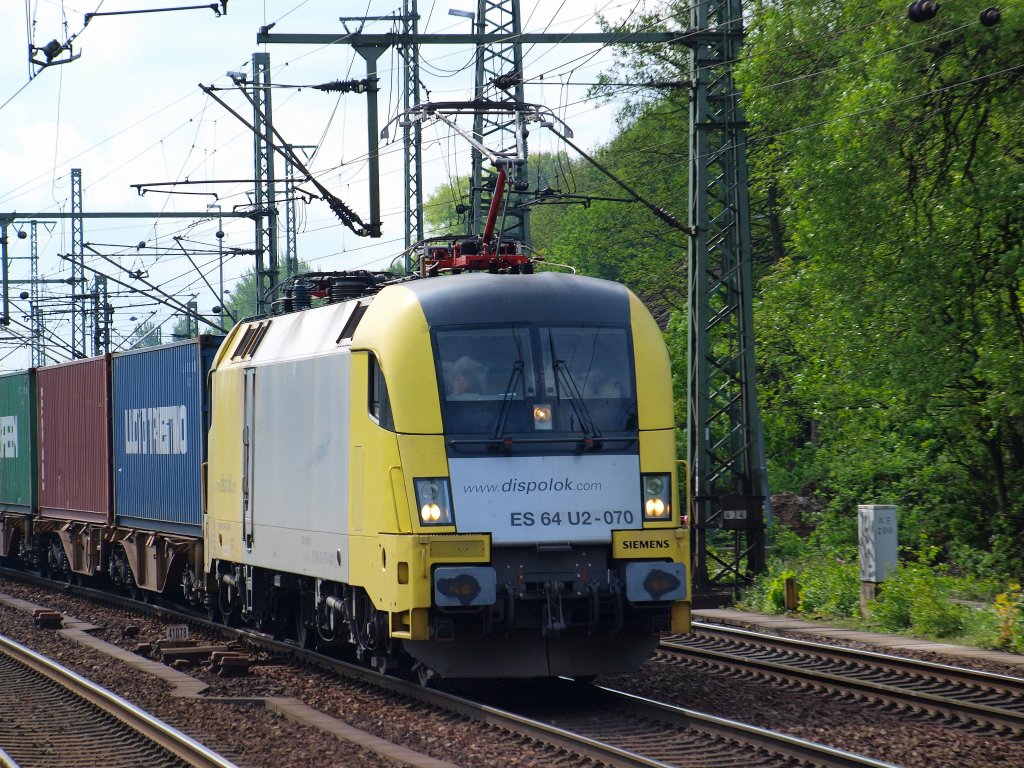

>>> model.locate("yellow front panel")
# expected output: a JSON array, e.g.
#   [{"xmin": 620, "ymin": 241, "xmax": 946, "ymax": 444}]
[
  {"xmin": 348, "ymin": 350, "xmax": 405, "ymax": 598},
  {"xmin": 639, "ymin": 428, "xmax": 682, "ymax": 530},
  {"xmin": 396, "ymin": 434, "xmax": 456, "ymax": 534},
  {"xmin": 612, "ymin": 528, "xmax": 688, "ymax": 564},
  {"xmin": 349, "ymin": 532, "xmax": 491, "ymax": 640},
  {"xmin": 352, "ymin": 286, "xmax": 443, "ymax": 436},
  {"xmin": 629, "ymin": 291, "xmax": 674, "ymax": 431}
]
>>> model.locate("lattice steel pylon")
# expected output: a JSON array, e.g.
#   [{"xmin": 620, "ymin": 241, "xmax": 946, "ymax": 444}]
[
  {"xmin": 251, "ymin": 52, "xmax": 279, "ymax": 316},
  {"xmin": 469, "ymin": 0, "xmax": 529, "ymax": 242},
  {"xmin": 91, "ymin": 274, "xmax": 109, "ymax": 356},
  {"xmin": 400, "ymin": 0, "xmax": 425, "ymax": 261},
  {"xmin": 687, "ymin": 0, "xmax": 768, "ymax": 597},
  {"xmin": 29, "ymin": 221, "xmax": 45, "ymax": 367},
  {"xmin": 70, "ymin": 168, "xmax": 86, "ymax": 358}
]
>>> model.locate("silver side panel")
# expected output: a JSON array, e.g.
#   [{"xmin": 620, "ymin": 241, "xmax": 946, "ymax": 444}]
[{"xmin": 246, "ymin": 350, "xmax": 350, "ymax": 582}]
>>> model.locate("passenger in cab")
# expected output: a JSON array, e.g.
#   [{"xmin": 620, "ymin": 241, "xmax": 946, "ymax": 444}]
[{"xmin": 447, "ymin": 356, "xmax": 483, "ymax": 399}]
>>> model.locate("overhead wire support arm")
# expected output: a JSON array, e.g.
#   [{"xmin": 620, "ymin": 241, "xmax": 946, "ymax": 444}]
[
  {"xmin": 200, "ymin": 82, "xmax": 376, "ymax": 237},
  {"xmin": 256, "ymin": 30, "xmax": 724, "ymax": 47},
  {"xmin": 547, "ymin": 127, "xmax": 686, "ymax": 233},
  {"xmin": 172, "ymin": 237, "xmax": 237, "ymax": 324},
  {"xmin": 84, "ymin": 3, "xmax": 227, "ymax": 26}
]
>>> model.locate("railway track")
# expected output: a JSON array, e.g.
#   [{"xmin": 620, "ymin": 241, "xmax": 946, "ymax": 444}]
[
  {"xmin": 455, "ymin": 677, "xmax": 900, "ymax": 768},
  {"xmin": 0, "ymin": 567, "xmax": 897, "ymax": 768},
  {"xmin": 0, "ymin": 632, "xmax": 237, "ymax": 768},
  {"xmin": 661, "ymin": 622, "xmax": 1024, "ymax": 736},
  {"xmin": 273, "ymin": 639, "xmax": 898, "ymax": 768}
]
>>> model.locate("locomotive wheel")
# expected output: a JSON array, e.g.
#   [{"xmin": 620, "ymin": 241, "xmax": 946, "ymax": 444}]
[
  {"xmin": 295, "ymin": 598, "xmax": 315, "ymax": 650},
  {"xmin": 218, "ymin": 586, "xmax": 240, "ymax": 627},
  {"xmin": 415, "ymin": 662, "xmax": 439, "ymax": 688}
]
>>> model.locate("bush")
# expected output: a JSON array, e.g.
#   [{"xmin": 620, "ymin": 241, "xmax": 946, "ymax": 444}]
[
  {"xmin": 960, "ymin": 605, "xmax": 1004, "ymax": 650},
  {"xmin": 797, "ymin": 556, "xmax": 860, "ymax": 618},
  {"xmin": 993, "ymin": 585, "xmax": 1024, "ymax": 653},
  {"xmin": 869, "ymin": 561, "xmax": 968, "ymax": 638},
  {"xmin": 740, "ymin": 563, "xmax": 797, "ymax": 614}
]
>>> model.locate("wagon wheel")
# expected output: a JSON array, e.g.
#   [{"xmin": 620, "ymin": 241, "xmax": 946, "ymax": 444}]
[{"xmin": 50, "ymin": 540, "xmax": 77, "ymax": 586}]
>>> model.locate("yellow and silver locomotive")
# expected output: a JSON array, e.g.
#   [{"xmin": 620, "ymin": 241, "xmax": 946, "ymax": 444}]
[{"xmin": 204, "ymin": 269, "xmax": 689, "ymax": 680}]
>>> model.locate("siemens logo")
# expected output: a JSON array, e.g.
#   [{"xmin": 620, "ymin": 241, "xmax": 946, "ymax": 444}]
[
  {"xmin": 124, "ymin": 406, "xmax": 188, "ymax": 455},
  {"xmin": 622, "ymin": 539, "xmax": 670, "ymax": 550},
  {"xmin": 0, "ymin": 416, "xmax": 17, "ymax": 458}
]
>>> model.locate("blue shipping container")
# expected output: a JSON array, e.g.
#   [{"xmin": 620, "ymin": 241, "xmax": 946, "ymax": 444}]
[{"xmin": 111, "ymin": 336, "xmax": 222, "ymax": 534}]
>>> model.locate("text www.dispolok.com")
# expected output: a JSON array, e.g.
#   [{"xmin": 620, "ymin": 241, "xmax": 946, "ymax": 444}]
[{"xmin": 462, "ymin": 477, "xmax": 602, "ymax": 495}]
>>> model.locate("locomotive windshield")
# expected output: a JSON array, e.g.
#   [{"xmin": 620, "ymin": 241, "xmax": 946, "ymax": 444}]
[{"xmin": 434, "ymin": 324, "xmax": 637, "ymax": 449}]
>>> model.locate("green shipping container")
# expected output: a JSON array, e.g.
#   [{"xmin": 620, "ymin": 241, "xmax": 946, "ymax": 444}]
[{"xmin": 0, "ymin": 370, "xmax": 37, "ymax": 514}]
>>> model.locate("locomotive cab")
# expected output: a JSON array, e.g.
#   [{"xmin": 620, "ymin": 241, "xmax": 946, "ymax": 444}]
[{"xmin": 350, "ymin": 273, "xmax": 690, "ymax": 678}]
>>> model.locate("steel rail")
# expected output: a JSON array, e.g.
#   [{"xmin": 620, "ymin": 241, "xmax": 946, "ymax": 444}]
[
  {"xmin": 593, "ymin": 683, "xmax": 900, "ymax": 768},
  {"xmin": 0, "ymin": 633, "xmax": 238, "ymax": 768},
  {"xmin": 689, "ymin": 620, "xmax": 1024, "ymax": 688},
  {"xmin": 666, "ymin": 623, "xmax": 1024, "ymax": 732},
  {"xmin": 0, "ymin": 745, "xmax": 19, "ymax": 768},
  {"xmin": 282, "ymin": 645, "xmax": 898, "ymax": 768}
]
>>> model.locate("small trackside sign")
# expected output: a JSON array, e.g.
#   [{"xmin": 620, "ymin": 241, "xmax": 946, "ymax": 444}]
[
  {"xmin": 612, "ymin": 531, "xmax": 679, "ymax": 559},
  {"xmin": 165, "ymin": 624, "xmax": 190, "ymax": 641}
]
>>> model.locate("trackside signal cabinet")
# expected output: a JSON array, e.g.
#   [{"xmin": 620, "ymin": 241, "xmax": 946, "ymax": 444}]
[{"xmin": 858, "ymin": 504, "xmax": 898, "ymax": 583}]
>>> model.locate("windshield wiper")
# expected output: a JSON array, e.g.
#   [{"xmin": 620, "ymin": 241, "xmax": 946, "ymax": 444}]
[
  {"xmin": 490, "ymin": 360, "xmax": 524, "ymax": 442},
  {"xmin": 548, "ymin": 331, "xmax": 602, "ymax": 445},
  {"xmin": 490, "ymin": 331, "xmax": 526, "ymax": 445}
]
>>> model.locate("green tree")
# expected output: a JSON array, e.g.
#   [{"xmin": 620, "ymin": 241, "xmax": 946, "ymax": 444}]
[
  {"xmin": 126, "ymin": 320, "xmax": 162, "ymax": 349},
  {"xmin": 735, "ymin": 0, "xmax": 1024, "ymax": 572}
]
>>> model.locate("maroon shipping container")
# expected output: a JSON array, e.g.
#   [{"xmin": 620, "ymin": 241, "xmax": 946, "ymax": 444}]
[{"xmin": 36, "ymin": 356, "xmax": 112, "ymax": 524}]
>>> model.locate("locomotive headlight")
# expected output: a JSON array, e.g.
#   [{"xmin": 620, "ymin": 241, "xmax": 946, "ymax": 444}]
[
  {"xmin": 642, "ymin": 473, "xmax": 672, "ymax": 522},
  {"xmin": 533, "ymin": 404, "xmax": 552, "ymax": 430},
  {"xmin": 414, "ymin": 478, "xmax": 454, "ymax": 526}
]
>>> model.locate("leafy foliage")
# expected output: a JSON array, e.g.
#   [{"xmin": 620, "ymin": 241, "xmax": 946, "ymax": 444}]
[
  {"xmin": 869, "ymin": 560, "xmax": 969, "ymax": 637},
  {"xmin": 125, "ymin": 320, "xmax": 162, "ymax": 349},
  {"xmin": 734, "ymin": 0, "xmax": 1024, "ymax": 575}
]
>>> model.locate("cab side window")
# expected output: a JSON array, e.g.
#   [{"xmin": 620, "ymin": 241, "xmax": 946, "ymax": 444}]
[{"xmin": 368, "ymin": 353, "xmax": 395, "ymax": 431}]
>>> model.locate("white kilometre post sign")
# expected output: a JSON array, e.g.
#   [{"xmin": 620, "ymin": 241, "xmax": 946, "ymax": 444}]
[{"xmin": 858, "ymin": 504, "xmax": 898, "ymax": 617}]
